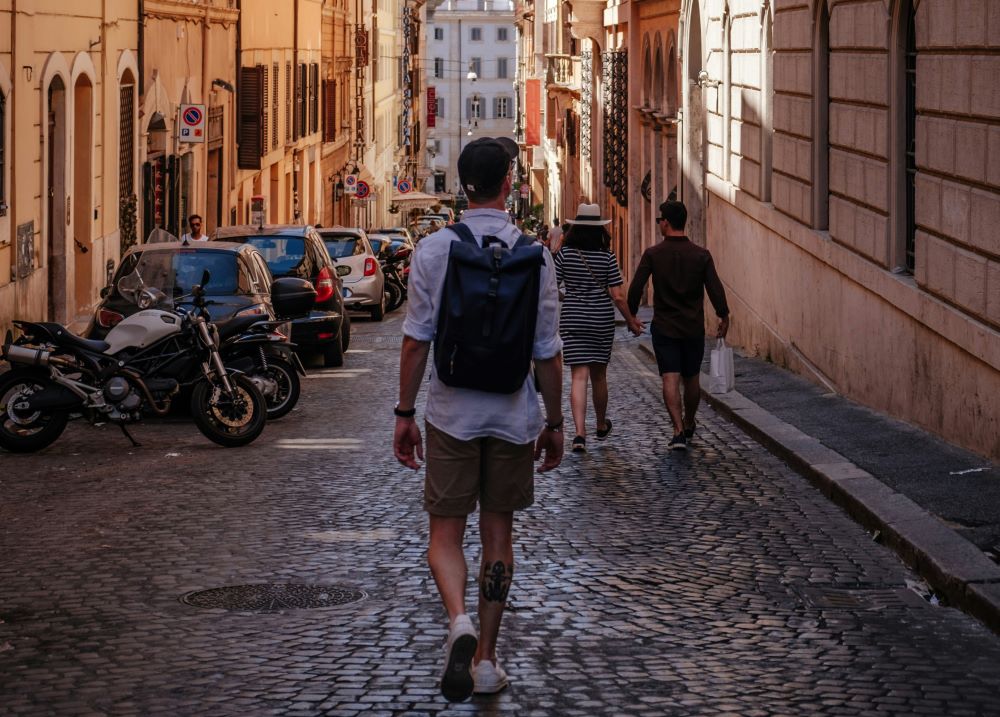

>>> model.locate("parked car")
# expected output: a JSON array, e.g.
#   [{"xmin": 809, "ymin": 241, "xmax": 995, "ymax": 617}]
[
  {"xmin": 87, "ymin": 241, "xmax": 278, "ymax": 341},
  {"xmin": 370, "ymin": 226, "xmax": 417, "ymax": 245},
  {"xmin": 212, "ymin": 225, "xmax": 351, "ymax": 367},
  {"xmin": 316, "ymin": 227, "xmax": 387, "ymax": 321}
]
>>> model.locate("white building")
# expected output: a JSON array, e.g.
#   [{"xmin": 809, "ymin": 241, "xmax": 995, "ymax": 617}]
[{"xmin": 424, "ymin": 0, "xmax": 516, "ymax": 197}]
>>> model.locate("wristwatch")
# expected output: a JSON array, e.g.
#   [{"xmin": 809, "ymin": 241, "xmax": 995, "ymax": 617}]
[
  {"xmin": 394, "ymin": 403, "xmax": 417, "ymax": 418},
  {"xmin": 544, "ymin": 417, "xmax": 564, "ymax": 432}
]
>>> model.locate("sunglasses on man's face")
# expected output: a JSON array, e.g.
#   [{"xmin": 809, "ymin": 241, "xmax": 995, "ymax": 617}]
[{"xmin": 191, "ymin": 223, "xmax": 202, "ymax": 229}]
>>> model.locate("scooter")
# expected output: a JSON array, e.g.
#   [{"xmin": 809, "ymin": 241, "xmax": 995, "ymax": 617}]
[{"xmin": 381, "ymin": 246, "xmax": 411, "ymax": 312}]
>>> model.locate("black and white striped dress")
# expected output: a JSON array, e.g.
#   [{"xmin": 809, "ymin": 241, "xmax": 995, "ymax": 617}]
[{"xmin": 554, "ymin": 248, "xmax": 624, "ymax": 365}]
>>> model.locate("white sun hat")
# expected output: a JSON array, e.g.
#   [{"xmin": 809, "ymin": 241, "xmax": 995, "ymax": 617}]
[{"xmin": 565, "ymin": 203, "xmax": 611, "ymax": 226}]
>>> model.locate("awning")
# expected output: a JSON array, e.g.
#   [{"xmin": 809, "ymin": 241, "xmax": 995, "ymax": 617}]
[{"xmin": 391, "ymin": 190, "xmax": 441, "ymax": 208}]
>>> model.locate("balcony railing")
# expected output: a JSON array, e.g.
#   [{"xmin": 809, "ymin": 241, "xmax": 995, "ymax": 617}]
[{"xmin": 545, "ymin": 54, "xmax": 580, "ymax": 88}]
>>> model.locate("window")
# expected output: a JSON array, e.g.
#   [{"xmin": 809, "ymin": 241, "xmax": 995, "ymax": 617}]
[
  {"xmin": 297, "ymin": 63, "xmax": 308, "ymax": 138},
  {"xmin": 434, "ymin": 27, "xmax": 444, "ymax": 41},
  {"xmin": 497, "ymin": 57, "xmax": 508, "ymax": 79},
  {"xmin": 435, "ymin": 97, "xmax": 445, "ymax": 118},
  {"xmin": 471, "ymin": 57, "xmax": 482, "ymax": 78},
  {"xmin": 238, "ymin": 65, "xmax": 264, "ymax": 169},
  {"xmin": 285, "ymin": 62, "xmax": 292, "ymax": 142},
  {"xmin": 434, "ymin": 57, "xmax": 444, "ymax": 78},
  {"xmin": 309, "ymin": 63, "xmax": 319, "ymax": 135},
  {"xmin": 812, "ymin": 3, "xmax": 829, "ymax": 229},
  {"xmin": 494, "ymin": 96, "xmax": 510, "ymax": 119},
  {"xmin": 471, "ymin": 27, "xmax": 482, "ymax": 41},
  {"xmin": 759, "ymin": 10, "xmax": 773, "ymax": 199},
  {"xmin": 323, "ymin": 79, "xmax": 337, "ymax": 142},
  {"xmin": 903, "ymin": 3, "xmax": 917, "ymax": 272},
  {"xmin": 497, "ymin": 27, "xmax": 508, "ymax": 42},
  {"xmin": 271, "ymin": 63, "xmax": 279, "ymax": 149},
  {"xmin": 262, "ymin": 67, "xmax": 270, "ymax": 150},
  {"xmin": 466, "ymin": 96, "xmax": 482, "ymax": 120}
]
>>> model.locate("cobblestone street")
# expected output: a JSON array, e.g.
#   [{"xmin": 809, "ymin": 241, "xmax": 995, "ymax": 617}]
[{"xmin": 2, "ymin": 313, "xmax": 999, "ymax": 716}]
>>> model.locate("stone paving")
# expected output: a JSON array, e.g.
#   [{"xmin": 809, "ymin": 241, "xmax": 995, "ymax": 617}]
[{"xmin": 1, "ymin": 312, "xmax": 1000, "ymax": 716}]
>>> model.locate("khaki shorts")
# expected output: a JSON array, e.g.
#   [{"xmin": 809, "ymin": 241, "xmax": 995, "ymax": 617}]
[{"xmin": 424, "ymin": 422, "xmax": 535, "ymax": 516}]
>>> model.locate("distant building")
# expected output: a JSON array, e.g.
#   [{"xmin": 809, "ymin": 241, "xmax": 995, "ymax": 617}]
[{"xmin": 424, "ymin": 0, "xmax": 517, "ymax": 198}]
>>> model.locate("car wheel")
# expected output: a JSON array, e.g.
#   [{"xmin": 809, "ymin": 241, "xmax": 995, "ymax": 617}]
[
  {"xmin": 340, "ymin": 315, "xmax": 352, "ymax": 351},
  {"xmin": 370, "ymin": 295, "xmax": 385, "ymax": 322},
  {"xmin": 323, "ymin": 336, "xmax": 345, "ymax": 367}
]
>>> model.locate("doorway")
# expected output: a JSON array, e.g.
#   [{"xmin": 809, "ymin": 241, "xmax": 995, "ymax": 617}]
[
  {"xmin": 46, "ymin": 77, "xmax": 68, "ymax": 323},
  {"xmin": 73, "ymin": 74, "xmax": 94, "ymax": 315},
  {"xmin": 682, "ymin": 0, "xmax": 706, "ymax": 247},
  {"xmin": 207, "ymin": 149, "xmax": 223, "ymax": 233}
]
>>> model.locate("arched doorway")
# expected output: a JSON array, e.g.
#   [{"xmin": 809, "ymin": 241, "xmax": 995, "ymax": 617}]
[
  {"xmin": 681, "ymin": 0, "xmax": 706, "ymax": 247},
  {"xmin": 46, "ymin": 77, "xmax": 69, "ymax": 323},
  {"xmin": 73, "ymin": 74, "xmax": 94, "ymax": 314}
]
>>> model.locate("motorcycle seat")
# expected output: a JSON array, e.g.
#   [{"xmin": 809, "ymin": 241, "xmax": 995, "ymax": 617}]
[
  {"xmin": 36, "ymin": 323, "xmax": 110, "ymax": 354},
  {"xmin": 217, "ymin": 315, "xmax": 269, "ymax": 342}
]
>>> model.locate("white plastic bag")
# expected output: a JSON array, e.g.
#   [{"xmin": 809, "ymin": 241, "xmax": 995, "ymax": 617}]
[{"xmin": 708, "ymin": 338, "xmax": 735, "ymax": 393}]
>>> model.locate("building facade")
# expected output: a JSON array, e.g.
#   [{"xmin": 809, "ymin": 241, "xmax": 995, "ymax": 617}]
[
  {"xmin": 0, "ymin": 2, "xmax": 139, "ymax": 335},
  {"xmin": 518, "ymin": 0, "xmax": 1000, "ymax": 459},
  {"xmin": 425, "ymin": 0, "xmax": 517, "ymax": 199}
]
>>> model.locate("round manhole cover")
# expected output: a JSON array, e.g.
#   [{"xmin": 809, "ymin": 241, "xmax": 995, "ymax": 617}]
[{"xmin": 181, "ymin": 584, "xmax": 366, "ymax": 612}]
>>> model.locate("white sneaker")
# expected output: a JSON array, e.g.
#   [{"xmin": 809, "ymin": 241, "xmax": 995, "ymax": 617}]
[
  {"xmin": 440, "ymin": 615, "xmax": 478, "ymax": 702},
  {"xmin": 472, "ymin": 658, "xmax": 510, "ymax": 694}
]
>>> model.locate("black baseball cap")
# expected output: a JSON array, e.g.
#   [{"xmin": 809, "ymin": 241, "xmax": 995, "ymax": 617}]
[{"xmin": 458, "ymin": 137, "xmax": 517, "ymax": 195}]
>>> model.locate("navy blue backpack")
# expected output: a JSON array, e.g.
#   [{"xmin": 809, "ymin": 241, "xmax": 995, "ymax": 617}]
[{"xmin": 434, "ymin": 222, "xmax": 544, "ymax": 394}]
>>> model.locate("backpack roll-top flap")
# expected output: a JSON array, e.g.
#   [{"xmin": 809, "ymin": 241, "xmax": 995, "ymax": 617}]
[{"xmin": 434, "ymin": 236, "xmax": 545, "ymax": 394}]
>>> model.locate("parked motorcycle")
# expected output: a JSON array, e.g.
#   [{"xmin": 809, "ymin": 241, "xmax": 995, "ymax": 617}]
[
  {"xmin": 219, "ymin": 318, "xmax": 305, "ymax": 420},
  {"xmin": 381, "ymin": 246, "xmax": 411, "ymax": 312},
  {"xmin": 0, "ymin": 254, "xmax": 312, "ymax": 453}
]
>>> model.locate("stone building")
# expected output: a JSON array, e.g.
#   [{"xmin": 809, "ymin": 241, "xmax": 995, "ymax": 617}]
[
  {"xmin": 517, "ymin": 0, "xmax": 1000, "ymax": 459},
  {"xmin": 0, "ymin": 2, "xmax": 139, "ymax": 333}
]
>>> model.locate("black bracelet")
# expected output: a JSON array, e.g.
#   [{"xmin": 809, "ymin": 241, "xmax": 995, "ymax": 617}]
[
  {"xmin": 544, "ymin": 418, "xmax": 564, "ymax": 432},
  {"xmin": 394, "ymin": 404, "xmax": 417, "ymax": 418}
]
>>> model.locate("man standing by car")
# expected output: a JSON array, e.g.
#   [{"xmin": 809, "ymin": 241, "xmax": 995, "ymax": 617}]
[
  {"xmin": 181, "ymin": 214, "xmax": 206, "ymax": 243},
  {"xmin": 627, "ymin": 199, "xmax": 730, "ymax": 451},
  {"xmin": 393, "ymin": 137, "xmax": 564, "ymax": 701}
]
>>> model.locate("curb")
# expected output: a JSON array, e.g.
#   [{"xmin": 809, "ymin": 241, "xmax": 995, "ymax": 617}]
[{"xmin": 636, "ymin": 338, "xmax": 1000, "ymax": 635}]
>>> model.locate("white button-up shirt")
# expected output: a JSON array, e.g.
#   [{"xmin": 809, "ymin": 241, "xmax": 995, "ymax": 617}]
[{"xmin": 402, "ymin": 209, "xmax": 562, "ymax": 444}]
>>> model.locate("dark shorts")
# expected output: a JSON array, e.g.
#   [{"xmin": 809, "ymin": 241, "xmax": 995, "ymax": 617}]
[
  {"xmin": 650, "ymin": 327, "xmax": 705, "ymax": 378},
  {"xmin": 424, "ymin": 422, "xmax": 535, "ymax": 517}
]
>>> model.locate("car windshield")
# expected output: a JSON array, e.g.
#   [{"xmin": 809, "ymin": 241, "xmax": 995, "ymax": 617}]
[
  {"xmin": 227, "ymin": 235, "xmax": 307, "ymax": 276},
  {"xmin": 323, "ymin": 235, "xmax": 365, "ymax": 258}
]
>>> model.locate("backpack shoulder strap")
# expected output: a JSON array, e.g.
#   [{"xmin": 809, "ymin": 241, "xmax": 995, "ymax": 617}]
[
  {"xmin": 513, "ymin": 233, "xmax": 536, "ymax": 249},
  {"xmin": 447, "ymin": 222, "xmax": 478, "ymax": 245}
]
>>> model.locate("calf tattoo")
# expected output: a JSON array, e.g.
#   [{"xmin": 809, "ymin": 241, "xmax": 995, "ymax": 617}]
[{"xmin": 480, "ymin": 561, "xmax": 513, "ymax": 603}]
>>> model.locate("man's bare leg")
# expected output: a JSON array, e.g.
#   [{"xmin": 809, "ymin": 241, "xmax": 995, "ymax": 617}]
[
  {"xmin": 428, "ymin": 514, "xmax": 470, "ymax": 622},
  {"xmin": 476, "ymin": 510, "xmax": 514, "ymax": 663},
  {"xmin": 682, "ymin": 373, "xmax": 701, "ymax": 432},
  {"xmin": 661, "ymin": 372, "xmax": 684, "ymax": 436}
]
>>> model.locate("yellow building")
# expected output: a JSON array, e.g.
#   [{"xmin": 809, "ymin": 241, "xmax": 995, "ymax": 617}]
[
  {"xmin": 0, "ymin": 2, "xmax": 139, "ymax": 333},
  {"xmin": 140, "ymin": 0, "xmax": 239, "ymax": 237}
]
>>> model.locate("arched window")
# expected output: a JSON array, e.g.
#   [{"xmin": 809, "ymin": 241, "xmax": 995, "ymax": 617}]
[
  {"xmin": 760, "ymin": 4, "xmax": 774, "ymax": 201},
  {"xmin": 812, "ymin": 2, "xmax": 829, "ymax": 229}
]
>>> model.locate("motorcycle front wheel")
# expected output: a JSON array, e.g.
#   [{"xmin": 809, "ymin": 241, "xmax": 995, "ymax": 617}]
[
  {"xmin": 0, "ymin": 372, "xmax": 70, "ymax": 453},
  {"xmin": 262, "ymin": 358, "xmax": 300, "ymax": 420},
  {"xmin": 191, "ymin": 374, "xmax": 267, "ymax": 447}
]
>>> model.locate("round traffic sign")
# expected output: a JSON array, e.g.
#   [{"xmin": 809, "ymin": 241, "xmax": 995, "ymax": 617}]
[
  {"xmin": 397, "ymin": 180, "xmax": 412, "ymax": 194},
  {"xmin": 182, "ymin": 106, "xmax": 203, "ymax": 126},
  {"xmin": 355, "ymin": 180, "xmax": 371, "ymax": 199}
]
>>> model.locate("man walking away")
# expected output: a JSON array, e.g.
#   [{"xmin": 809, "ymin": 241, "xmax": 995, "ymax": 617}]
[
  {"xmin": 547, "ymin": 218, "xmax": 564, "ymax": 253},
  {"xmin": 627, "ymin": 200, "xmax": 730, "ymax": 451},
  {"xmin": 394, "ymin": 137, "xmax": 564, "ymax": 701}
]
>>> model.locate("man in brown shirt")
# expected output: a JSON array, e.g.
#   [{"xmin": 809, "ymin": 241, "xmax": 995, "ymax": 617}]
[{"xmin": 627, "ymin": 200, "xmax": 730, "ymax": 450}]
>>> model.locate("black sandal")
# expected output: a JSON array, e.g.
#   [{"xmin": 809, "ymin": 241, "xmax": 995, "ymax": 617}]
[
  {"xmin": 572, "ymin": 436, "xmax": 586, "ymax": 453},
  {"xmin": 596, "ymin": 419, "xmax": 613, "ymax": 439}
]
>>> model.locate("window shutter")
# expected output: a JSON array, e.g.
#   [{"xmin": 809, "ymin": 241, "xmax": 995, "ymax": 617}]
[
  {"xmin": 492, "ymin": 97, "xmax": 498, "ymax": 119},
  {"xmin": 262, "ymin": 68, "xmax": 270, "ymax": 152},
  {"xmin": 466, "ymin": 97, "xmax": 472, "ymax": 120},
  {"xmin": 310, "ymin": 63, "xmax": 319, "ymax": 135},
  {"xmin": 436, "ymin": 97, "xmax": 444, "ymax": 118},
  {"xmin": 323, "ymin": 79, "xmax": 337, "ymax": 142},
  {"xmin": 295, "ymin": 63, "xmax": 306, "ymax": 139},
  {"xmin": 285, "ymin": 62, "xmax": 292, "ymax": 142},
  {"xmin": 238, "ymin": 65, "xmax": 263, "ymax": 169}
]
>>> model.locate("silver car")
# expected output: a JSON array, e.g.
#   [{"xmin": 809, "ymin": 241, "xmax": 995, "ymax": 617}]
[{"xmin": 317, "ymin": 227, "xmax": 387, "ymax": 321}]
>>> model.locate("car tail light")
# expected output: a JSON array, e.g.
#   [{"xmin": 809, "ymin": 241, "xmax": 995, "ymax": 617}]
[
  {"xmin": 317, "ymin": 332, "xmax": 335, "ymax": 340},
  {"xmin": 364, "ymin": 257, "xmax": 377, "ymax": 277},
  {"xmin": 315, "ymin": 266, "xmax": 335, "ymax": 303},
  {"xmin": 97, "ymin": 308, "xmax": 124, "ymax": 329},
  {"xmin": 235, "ymin": 304, "xmax": 268, "ymax": 317}
]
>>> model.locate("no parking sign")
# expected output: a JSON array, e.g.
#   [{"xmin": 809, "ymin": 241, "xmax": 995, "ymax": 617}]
[
  {"xmin": 179, "ymin": 104, "xmax": 206, "ymax": 143},
  {"xmin": 355, "ymin": 180, "xmax": 371, "ymax": 200},
  {"xmin": 396, "ymin": 180, "xmax": 412, "ymax": 194}
]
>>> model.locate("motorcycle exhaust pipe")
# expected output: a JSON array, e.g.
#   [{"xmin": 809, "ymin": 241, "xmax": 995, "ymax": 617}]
[{"xmin": 2, "ymin": 344, "xmax": 51, "ymax": 367}]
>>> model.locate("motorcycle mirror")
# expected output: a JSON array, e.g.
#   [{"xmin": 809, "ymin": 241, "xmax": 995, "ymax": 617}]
[
  {"xmin": 100, "ymin": 286, "xmax": 111, "ymax": 299},
  {"xmin": 201, "ymin": 269, "xmax": 211, "ymax": 288}
]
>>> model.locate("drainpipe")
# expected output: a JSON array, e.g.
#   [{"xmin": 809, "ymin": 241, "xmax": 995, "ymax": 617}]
[
  {"xmin": 9, "ymin": 0, "xmax": 15, "ymax": 289},
  {"xmin": 138, "ymin": 0, "xmax": 144, "ymax": 95},
  {"xmin": 293, "ymin": 0, "xmax": 300, "ymax": 220},
  {"xmin": 202, "ymin": 3, "xmax": 210, "ymax": 219}
]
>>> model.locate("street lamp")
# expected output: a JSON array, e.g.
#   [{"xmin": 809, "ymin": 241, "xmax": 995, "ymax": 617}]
[{"xmin": 466, "ymin": 62, "xmax": 478, "ymax": 81}]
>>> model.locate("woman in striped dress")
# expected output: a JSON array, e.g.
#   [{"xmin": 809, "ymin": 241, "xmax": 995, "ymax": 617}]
[{"xmin": 554, "ymin": 203, "xmax": 645, "ymax": 453}]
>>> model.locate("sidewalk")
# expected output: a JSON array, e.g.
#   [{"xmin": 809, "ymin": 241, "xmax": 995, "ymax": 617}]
[{"xmin": 624, "ymin": 306, "xmax": 1000, "ymax": 634}]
